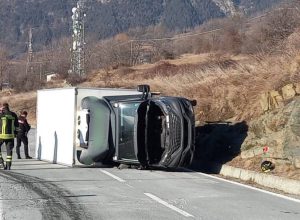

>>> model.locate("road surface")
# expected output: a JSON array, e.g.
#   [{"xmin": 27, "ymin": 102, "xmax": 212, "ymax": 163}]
[{"xmin": 0, "ymin": 129, "xmax": 299, "ymax": 220}]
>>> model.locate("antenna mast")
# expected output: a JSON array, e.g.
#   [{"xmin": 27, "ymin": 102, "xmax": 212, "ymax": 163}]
[
  {"xmin": 26, "ymin": 27, "xmax": 33, "ymax": 75},
  {"xmin": 71, "ymin": 0, "xmax": 86, "ymax": 76}
]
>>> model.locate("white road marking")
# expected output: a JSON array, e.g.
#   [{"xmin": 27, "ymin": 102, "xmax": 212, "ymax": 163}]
[
  {"xmin": 100, "ymin": 169, "xmax": 126, "ymax": 183},
  {"xmin": 190, "ymin": 170, "xmax": 300, "ymax": 204},
  {"xmin": 144, "ymin": 193, "xmax": 194, "ymax": 218},
  {"xmin": 126, "ymin": 183, "xmax": 134, "ymax": 188}
]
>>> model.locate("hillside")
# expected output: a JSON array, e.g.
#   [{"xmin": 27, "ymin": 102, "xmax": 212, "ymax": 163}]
[{"xmin": 0, "ymin": 0, "xmax": 282, "ymax": 55}]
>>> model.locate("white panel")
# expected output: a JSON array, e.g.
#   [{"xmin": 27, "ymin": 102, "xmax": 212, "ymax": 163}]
[
  {"xmin": 36, "ymin": 87, "xmax": 141, "ymax": 166},
  {"xmin": 36, "ymin": 88, "xmax": 76, "ymax": 166}
]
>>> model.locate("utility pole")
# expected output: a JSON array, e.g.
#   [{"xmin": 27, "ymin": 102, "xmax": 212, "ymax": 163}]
[
  {"xmin": 26, "ymin": 27, "xmax": 33, "ymax": 75},
  {"xmin": 70, "ymin": 0, "xmax": 86, "ymax": 76},
  {"xmin": 130, "ymin": 41, "xmax": 133, "ymax": 66}
]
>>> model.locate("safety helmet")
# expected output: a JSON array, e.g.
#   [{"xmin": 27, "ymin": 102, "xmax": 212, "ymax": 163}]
[{"xmin": 261, "ymin": 160, "xmax": 274, "ymax": 172}]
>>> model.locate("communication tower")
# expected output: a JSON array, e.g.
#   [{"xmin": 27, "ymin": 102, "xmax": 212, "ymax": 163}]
[
  {"xmin": 26, "ymin": 27, "xmax": 34, "ymax": 75},
  {"xmin": 71, "ymin": 0, "xmax": 86, "ymax": 76}
]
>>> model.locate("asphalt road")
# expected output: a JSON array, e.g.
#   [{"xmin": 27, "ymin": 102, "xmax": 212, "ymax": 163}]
[{"xmin": 0, "ymin": 129, "xmax": 299, "ymax": 220}]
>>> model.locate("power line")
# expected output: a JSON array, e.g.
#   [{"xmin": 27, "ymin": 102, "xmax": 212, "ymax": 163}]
[{"xmin": 114, "ymin": 6, "xmax": 300, "ymax": 46}]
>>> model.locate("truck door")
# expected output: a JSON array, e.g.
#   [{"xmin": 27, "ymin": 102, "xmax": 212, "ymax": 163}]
[{"xmin": 115, "ymin": 102, "xmax": 141, "ymax": 163}]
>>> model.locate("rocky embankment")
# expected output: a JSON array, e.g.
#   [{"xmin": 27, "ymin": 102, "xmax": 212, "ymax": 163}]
[
  {"xmin": 242, "ymin": 83, "xmax": 300, "ymax": 169},
  {"xmin": 194, "ymin": 83, "xmax": 300, "ymax": 180}
]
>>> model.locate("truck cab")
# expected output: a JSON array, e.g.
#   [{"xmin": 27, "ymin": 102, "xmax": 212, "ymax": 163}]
[{"xmin": 76, "ymin": 85, "xmax": 195, "ymax": 169}]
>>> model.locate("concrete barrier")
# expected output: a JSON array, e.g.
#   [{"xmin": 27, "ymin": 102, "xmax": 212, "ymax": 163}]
[{"xmin": 219, "ymin": 164, "xmax": 300, "ymax": 195}]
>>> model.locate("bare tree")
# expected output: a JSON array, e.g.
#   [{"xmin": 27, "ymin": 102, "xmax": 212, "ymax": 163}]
[{"xmin": 0, "ymin": 47, "xmax": 9, "ymax": 91}]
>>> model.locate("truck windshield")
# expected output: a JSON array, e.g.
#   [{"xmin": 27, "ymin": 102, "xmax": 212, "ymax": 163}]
[{"xmin": 118, "ymin": 102, "xmax": 140, "ymax": 160}]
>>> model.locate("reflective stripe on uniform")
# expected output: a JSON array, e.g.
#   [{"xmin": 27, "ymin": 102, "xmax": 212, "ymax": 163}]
[
  {"xmin": 6, "ymin": 156, "xmax": 12, "ymax": 162},
  {"xmin": 0, "ymin": 114, "xmax": 15, "ymax": 139}
]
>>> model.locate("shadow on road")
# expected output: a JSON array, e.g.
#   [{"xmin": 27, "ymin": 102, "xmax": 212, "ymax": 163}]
[{"xmin": 190, "ymin": 121, "xmax": 248, "ymax": 174}]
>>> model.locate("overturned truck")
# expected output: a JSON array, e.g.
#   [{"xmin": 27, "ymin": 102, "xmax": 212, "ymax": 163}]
[{"xmin": 36, "ymin": 85, "xmax": 195, "ymax": 169}]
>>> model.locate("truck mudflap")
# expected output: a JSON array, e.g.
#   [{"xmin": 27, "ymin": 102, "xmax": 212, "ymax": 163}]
[
  {"xmin": 77, "ymin": 96, "xmax": 113, "ymax": 165},
  {"xmin": 136, "ymin": 97, "xmax": 195, "ymax": 168}
]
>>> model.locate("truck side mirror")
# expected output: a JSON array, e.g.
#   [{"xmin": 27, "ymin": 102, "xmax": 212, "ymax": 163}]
[
  {"xmin": 190, "ymin": 99, "xmax": 197, "ymax": 106},
  {"xmin": 137, "ymin": 84, "xmax": 150, "ymax": 93},
  {"xmin": 137, "ymin": 84, "xmax": 150, "ymax": 100}
]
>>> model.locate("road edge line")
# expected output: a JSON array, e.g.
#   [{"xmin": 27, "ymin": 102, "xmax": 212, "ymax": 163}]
[{"xmin": 185, "ymin": 168, "xmax": 300, "ymax": 203}]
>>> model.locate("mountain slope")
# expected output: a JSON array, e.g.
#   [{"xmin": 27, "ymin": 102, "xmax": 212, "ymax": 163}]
[{"xmin": 0, "ymin": 0, "xmax": 283, "ymax": 55}]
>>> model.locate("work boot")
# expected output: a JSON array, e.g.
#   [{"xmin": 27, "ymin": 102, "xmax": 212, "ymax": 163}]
[
  {"xmin": 4, "ymin": 164, "xmax": 11, "ymax": 170},
  {"xmin": 5, "ymin": 162, "xmax": 11, "ymax": 170},
  {"xmin": 26, "ymin": 156, "xmax": 32, "ymax": 159}
]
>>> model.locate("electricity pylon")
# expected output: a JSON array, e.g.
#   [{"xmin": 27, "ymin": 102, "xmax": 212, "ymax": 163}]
[{"xmin": 70, "ymin": 0, "xmax": 86, "ymax": 76}]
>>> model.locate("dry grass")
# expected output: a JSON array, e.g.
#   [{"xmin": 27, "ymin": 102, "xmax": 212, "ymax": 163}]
[
  {"xmin": 89, "ymin": 51, "xmax": 300, "ymax": 124},
  {"xmin": 0, "ymin": 90, "xmax": 37, "ymax": 125},
  {"xmin": 167, "ymin": 53, "xmax": 210, "ymax": 65}
]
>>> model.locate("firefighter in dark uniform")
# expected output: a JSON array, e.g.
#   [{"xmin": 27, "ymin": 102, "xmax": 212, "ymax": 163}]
[
  {"xmin": 0, "ymin": 105, "xmax": 4, "ymax": 168},
  {"xmin": 0, "ymin": 103, "xmax": 19, "ymax": 170},
  {"xmin": 16, "ymin": 111, "xmax": 32, "ymax": 159},
  {"xmin": 0, "ymin": 140, "xmax": 3, "ymax": 168}
]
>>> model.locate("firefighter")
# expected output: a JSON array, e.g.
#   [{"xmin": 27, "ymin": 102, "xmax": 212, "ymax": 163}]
[
  {"xmin": 16, "ymin": 110, "xmax": 32, "ymax": 159},
  {"xmin": 0, "ymin": 105, "xmax": 5, "ymax": 168},
  {"xmin": 0, "ymin": 103, "xmax": 19, "ymax": 170}
]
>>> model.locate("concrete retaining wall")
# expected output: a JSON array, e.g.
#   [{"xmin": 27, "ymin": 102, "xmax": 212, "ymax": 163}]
[{"xmin": 219, "ymin": 164, "xmax": 300, "ymax": 195}]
